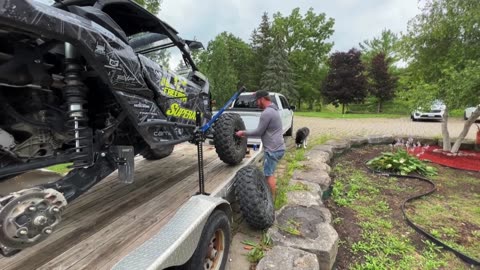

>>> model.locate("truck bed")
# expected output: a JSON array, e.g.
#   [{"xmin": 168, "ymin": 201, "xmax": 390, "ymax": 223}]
[{"xmin": 0, "ymin": 143, "xmax": 262, "ymax": 270}]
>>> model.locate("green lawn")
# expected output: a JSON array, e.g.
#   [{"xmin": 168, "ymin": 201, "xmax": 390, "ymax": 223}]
[{"xmin": 295, "ymin": 111, "xmax": 404, "ymax": 119}]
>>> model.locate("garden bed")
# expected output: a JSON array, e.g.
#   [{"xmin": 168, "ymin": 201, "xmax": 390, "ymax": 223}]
[{"xmin": 326, "ymin": 144, "xmax": 480, "ymax": 269}]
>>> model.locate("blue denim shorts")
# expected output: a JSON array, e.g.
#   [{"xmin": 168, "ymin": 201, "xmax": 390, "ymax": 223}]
[{"xmin": 264, "ymin": 150, "xmax": 285, "ymax": 176}]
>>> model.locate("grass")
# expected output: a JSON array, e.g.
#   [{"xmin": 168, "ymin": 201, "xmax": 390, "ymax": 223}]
[
  {"xmin": 331, "ymin": 159, "xmax": 479, "ymax": 270},
  {"xmin": 277, "ymin": 218, "xmax": 302, "ymax": 236},
  {"xmin": 45, "ymin": 163, "xmax": 73, "ymax": 175},
  {"xmin": 295, "ymin": 111, "xmax": 404, "ymax": 119},
  {"xmin": 242, "ymin": 232, "xmax": 273, "ymax": 263},
  {"xmin": 274, "ymin": 134, "xmax": 332, "ymax": 210}
]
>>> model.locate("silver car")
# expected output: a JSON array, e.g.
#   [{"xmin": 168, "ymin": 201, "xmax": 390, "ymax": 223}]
[{"xmin": 411, "ymin": 100, "xmax": 446, "ymax": 121}]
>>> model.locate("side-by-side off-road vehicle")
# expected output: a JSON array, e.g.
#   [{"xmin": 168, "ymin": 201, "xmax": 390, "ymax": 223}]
[{"xmin": 0, "ymin": 0, "xmax": 247, "ymax": 255}]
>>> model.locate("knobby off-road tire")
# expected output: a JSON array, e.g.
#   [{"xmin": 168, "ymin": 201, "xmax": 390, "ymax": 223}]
[
  {"xmin": 213, "ymin": 113, "xmax": 247, "ymax": 165},
  {"xmin": 141, "ymin": 145, "xmax": 174, "ymax": 160},
  {"xmin": 233, "ymin": 165, "xmax": 275, "ymax": 230},
  {"xmin": 183, "ymin": 210, "xmax": 231, "ymax": 270}
]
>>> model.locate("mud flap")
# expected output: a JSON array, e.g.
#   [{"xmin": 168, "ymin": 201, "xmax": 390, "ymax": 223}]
[{"xmin": 110, "ymin": 146, "xmax": 135, "ymax": 184}]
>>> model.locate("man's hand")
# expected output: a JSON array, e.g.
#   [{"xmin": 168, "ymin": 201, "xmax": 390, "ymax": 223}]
[{"xmin": 235, "ymin": 130, "xmax": 245, "ymax": 137}]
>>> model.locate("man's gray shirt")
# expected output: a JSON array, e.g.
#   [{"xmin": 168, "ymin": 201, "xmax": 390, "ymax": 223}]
[{"xmin": 245, "ymin": 103, "xmax": 286, "ymax": 152}]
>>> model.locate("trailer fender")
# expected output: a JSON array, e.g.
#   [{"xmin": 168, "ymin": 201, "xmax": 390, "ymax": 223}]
[{"xmin": 113, "ymin": 195, "xmax": 232, "ymax": 270}]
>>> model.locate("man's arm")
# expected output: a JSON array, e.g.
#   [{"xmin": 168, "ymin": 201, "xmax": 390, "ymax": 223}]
[
  {"xmin": 235, "ymin": 109, "xmax": 272, "ymax": 137},
  {"xmin": 244, "ymin": 109, "xmax": 272, "ymax": 137}
]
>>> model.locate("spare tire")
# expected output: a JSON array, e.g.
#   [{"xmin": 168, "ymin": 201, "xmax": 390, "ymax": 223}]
[
  {"xmin": 141, "ymin": 145, "xmax": 174, "ymax": 160},
  {"xmin": 213, "ymin": 113, "xmax": 247, "ymax": 165},
  {"xmin": 234, "ymin": 165, "xmax": 275, "ymax": 230}
]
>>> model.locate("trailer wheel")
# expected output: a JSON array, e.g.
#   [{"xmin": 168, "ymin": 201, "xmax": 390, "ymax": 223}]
[
  {"xmin": 141, "ymin": 145, "xmax": 174, "ymax": 160},
  {"xmin": 213, "ymin": 113, "xmax": 247, "ymax": 165},
  {"xmin": 184, "ymin": 210, "xmax": 231, "ymax": 270},
  {"xmin": 234, "ymin": 165, "xmax": 275, "ymax": 230}
]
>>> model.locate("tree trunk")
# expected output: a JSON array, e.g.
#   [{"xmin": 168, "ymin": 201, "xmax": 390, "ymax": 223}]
[
  {"xmin": 451, "ymin": 105, "xmax": 480, "ymax": 153},
  {"xmin": 377, "ymin": 101, "xmax": 381, "ymax": 113},
  {"xmin": 308, "ymin": 101, "xmax": 314, "ymax": 110},
  {"xmin": 297, "ymin": 99, "xmax": 301, "ymax": 111},
  {"xmin": 441, "ymin": 108, "xmax": 451, "ymax": 151},
  {"xmin": 342, "ymin": 104, "xmax": 345, "ymax": 114}
]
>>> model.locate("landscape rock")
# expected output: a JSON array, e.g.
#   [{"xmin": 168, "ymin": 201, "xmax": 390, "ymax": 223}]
[
  {"xmin": 366, "ymin": 134, "xmax": 394, "ymax": 145},
  {"xmin": 256, "ymin": 246, "xmax": 319, "ymax": 270},
  {"xmin": 348, "ymin": 136, "xmax": 368, "ymax": 147},
  {"xmin": 300, "ymin": 161, "xmax": 331, "ymax": 174},
  {"xmin": 286, "ymin": 180, "xmax": 322, "ymax": 207},
  {"xmin": 268, "ymin": 205, "xmax": 339, "ymax": 270},
  {"xmin": 324, "ymin": 139, "xmax": 351, "ymax": 155},
  {"xmin": 309, "ymin": 145, "xmax": 334, "ymax": 160},
  {"xmin": 292, "ymin": 170, "xmax": 331, "ymax": 191}
]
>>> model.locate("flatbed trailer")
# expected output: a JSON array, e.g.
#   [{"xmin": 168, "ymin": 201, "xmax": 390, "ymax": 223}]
[{"xmin": 0, "ymin": 143, "xmax": 263, "ymax": 270}]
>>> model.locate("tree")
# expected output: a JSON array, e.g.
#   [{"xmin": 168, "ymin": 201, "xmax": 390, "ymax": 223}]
[
  {"xmin": 360, "ymin": 29, "xmax": 399, "ymax": 65},
  {"xmin": 250, "ymin": 13, "xmax": 273, "ymax": 90},
  {"xmin": 134, "ymin": 0, "xmax": 162, "ymax": 14},
  {"xmin": 322, "ymin": 49, "xmax": 368, "ymax": 114},
  {"xmin": 260, "ymin": 36, "xmax": 296, "ymax": 98},
  {"xmin": 195, "ymin": 32, "xmax": 253, "ymax": 105},
  {"xmin": 368, "ymin": 53, "xmax": 397, "ymax": 113},
  {"xmin": 271, "ymin": 8, "xmax": 335, "ymax": 109},
  {"xmin": 402, "ymin": 0, "xmax": 480, "ymax": 152}
]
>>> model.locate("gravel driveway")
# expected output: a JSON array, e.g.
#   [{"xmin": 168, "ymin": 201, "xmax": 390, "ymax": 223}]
[{"xmin": 293, "ymin": 116, "xmax": 477, "ymax": 141}]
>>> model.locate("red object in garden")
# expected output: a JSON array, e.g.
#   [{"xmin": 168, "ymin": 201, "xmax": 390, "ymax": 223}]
[
  {"xmin": 476, "ymin": 128, "xmax": 480, "ymax": 145},
  {"xmin": 409, "ymin": 145, "xmax": 480, "ymax": 172}
]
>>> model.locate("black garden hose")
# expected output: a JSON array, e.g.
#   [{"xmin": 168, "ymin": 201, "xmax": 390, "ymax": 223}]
[{"xmin": 365, "ymin": 164, "xmax": 480, "ymax": 266}]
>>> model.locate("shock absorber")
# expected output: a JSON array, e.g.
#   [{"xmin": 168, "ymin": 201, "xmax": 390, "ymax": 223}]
[{"xmin": 63, "ymin": 43, "xmax": 91, "ymax": 167}]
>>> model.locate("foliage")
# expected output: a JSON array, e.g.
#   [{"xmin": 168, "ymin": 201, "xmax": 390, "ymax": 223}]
[
  {"xmin": 133, "ymin": 0, "xmax": 161, "ymax": 14},
  {"xmin": 277, "ymin": 219, "xmax": 302, "ymax": 236},
  {"xmin": 242, "ymin": 233, "xmax": 272, "ymax": 263},
  {"xmin": 331, "ymin": 162, "xmax": 457, "ymax": 269},
  {"xmin": 368, "ymin": 53, "xmax": 398, "ymax": 113},
  {"xmin": 322, "ymin": 48, "xmax": 368, "ymax": 114},
  {"xmin": 260, "ymin": 36, "xmax": 296, "ymax": 98},
  {"xmin": 295, "ymin": 111, "xmax": 403, "ymax": 119},
  {"xmin": 250, "ymin": 12, "xmax": 273, "ymax": 90},
  {"xmin": 196, "ymin": 32, "xmax": 252, "ymax": 105},
  {"xmin": 359, "ymin": 29, "xmax": 400, "ymax": 65},
  {"xmin": 399, "ymin": 0, "xmax": 480, "ymax": 152},
  {"xmin": 271, "ymin": 8, "xmax": 335, "ymax": 109},
  {"xmin": 46, "ymin": 163, "xmax": 72, "ymax": 175},
  {"xmin": 366, "ymin": 149, "xmax": 437, "ymax": 176}
]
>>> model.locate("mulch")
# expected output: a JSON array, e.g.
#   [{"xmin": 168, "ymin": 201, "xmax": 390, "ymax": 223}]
[{"xmin": 408, "ymin": 145, "xmax": 480, "ymax": 172}]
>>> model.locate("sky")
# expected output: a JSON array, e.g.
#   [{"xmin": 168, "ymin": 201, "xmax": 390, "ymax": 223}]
[{"xmin": 159, "ymin": 0, "xmax": 422, "ymax": 53}]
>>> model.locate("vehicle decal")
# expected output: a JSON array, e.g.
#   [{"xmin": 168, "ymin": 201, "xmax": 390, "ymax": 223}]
[
  {"xmin": 166, "ymin": 103, "xmax": 197, "ymax": 121},
  {"xmin": 160, "ymin": 77, "xmax": 187, "ymax": 102}
]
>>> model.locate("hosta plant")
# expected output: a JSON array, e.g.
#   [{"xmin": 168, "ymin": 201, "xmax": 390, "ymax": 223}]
[{"xmin": 366, "ymin": 149, "xmax": 437, "ymax": 176}]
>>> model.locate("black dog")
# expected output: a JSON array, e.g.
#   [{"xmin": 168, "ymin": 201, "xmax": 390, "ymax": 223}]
[{"xmin": 295, "ymin": 127, "xmax": 310, "ymax": 149}]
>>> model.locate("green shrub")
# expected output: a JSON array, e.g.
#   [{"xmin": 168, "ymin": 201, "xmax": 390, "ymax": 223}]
[{"xmin": 366, "ymin": 149, "xmax": 437, "ymax": 176}]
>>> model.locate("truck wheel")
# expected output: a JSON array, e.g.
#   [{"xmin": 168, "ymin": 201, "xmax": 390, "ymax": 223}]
[
  {"xmin": 234, "ymin": 165, "xmax": 275, "ymax": 230},
  {"xmin": 141, "ymin": 145, "xmax": 174, "ymax": 160},
  {"xmin": 213, "ymin": 113, "xmax": 247, "ymax": 165},
  {"xmin": 184, "ymin": 210, "xmax": 231, "ymax": 270}
]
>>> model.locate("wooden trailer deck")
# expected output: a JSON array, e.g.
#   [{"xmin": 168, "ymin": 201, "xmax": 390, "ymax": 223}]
[{"xmin": 0, "ymin": 143, "xmax": 263, "ymax": 270}]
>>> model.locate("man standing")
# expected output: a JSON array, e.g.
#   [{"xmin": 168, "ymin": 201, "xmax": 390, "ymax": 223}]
[{"xmin": 235, "ymin": 90, "xmax": 286, "ymax": 198}]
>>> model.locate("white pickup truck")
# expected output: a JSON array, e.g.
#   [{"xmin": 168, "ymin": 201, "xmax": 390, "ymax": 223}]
[{"xmin": 223, "ymin": 92, "xmax": 295, "ymax": 145}]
